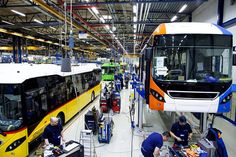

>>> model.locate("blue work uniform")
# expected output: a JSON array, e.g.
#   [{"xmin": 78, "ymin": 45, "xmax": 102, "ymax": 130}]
[
  {"xmin": 171, "ymin": 122, "xmax": 192, "ymax": 146},
  {"xmin": 141, "ymin": 132, "xmax": 163, "ymax": 157},
  {"xmin": 43, "ymin": 124, "xmax": 63, "ymax": 146}
]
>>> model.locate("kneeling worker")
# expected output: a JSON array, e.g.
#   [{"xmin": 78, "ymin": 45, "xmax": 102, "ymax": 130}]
[
  {"xmin": 43, "ymin": 117, "xmax": 65, "ymax": 146},
  {"xmin": 141, "ymin": 131, "xmax": 170, "ymax": 157}
]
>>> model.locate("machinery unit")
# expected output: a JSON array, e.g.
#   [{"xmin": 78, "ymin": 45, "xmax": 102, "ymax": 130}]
[
  {"xmin": 112, "ymin": 92, "xmax": 121, "ymax": 113},
  {"xmin": 85, "ymin": 111, "xmax": 97, "ymax": 134},
  {"xmin": 98, "ymin": 117, "xmax": 112, "ymax": 143}
]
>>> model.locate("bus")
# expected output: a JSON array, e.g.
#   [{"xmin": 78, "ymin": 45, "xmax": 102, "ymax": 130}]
[
  {"xmin": 0, "ymin": 63, "xmax": 101, "ymax": 157},
  {"xmin": 233, "ymin": 51, "xmax": 236, "ymax": 92},
  {"xmin": 144, "ymin": 22, "xmax": 233, "ymax": 113},
  {"xmin": 101, "ymin": 63, "xmax": 120, "ymax": 81}
]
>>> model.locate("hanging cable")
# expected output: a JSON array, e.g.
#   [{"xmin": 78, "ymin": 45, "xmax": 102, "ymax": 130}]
[{"xmin": 64, "ymin": 2, "xmax": 67, "ymax": 55}]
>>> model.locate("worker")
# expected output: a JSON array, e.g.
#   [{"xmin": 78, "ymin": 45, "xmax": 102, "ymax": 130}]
[
  {"xmin": 170, "ymin": 115, "xmax": 193, "ymax": 147},
  {"xmin": 43, "ymin": 117, "xmax": 65, "ymax": 146},
  {"xmin": 141, "ymin": 131, "xmax": 170, "ymax": 157}
]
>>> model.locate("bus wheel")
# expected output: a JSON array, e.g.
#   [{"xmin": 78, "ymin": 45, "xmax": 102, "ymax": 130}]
[
  {"xmin": 91, "ymin": 92, "xmax": 95, "ymax": 102},
  {"xmin": 57, "ymin": 113, "xmax": 65, "ymax": 126}
]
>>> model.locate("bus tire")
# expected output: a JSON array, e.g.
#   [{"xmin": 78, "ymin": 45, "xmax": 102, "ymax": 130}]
[
  {"xmin": 91, "ymin": 91, "xmax": 95, "ymax": 102},
  {"xmin": 57, "ymin": 112, "xmax": 65, "ymax": 126}
]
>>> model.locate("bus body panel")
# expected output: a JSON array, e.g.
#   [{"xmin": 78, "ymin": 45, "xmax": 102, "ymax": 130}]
[
  {"xmin": 0, "ymin": 64, "xmax": 102, "ymax": 157},
  {"xmin": 27, "ymin": 83, "xmax": 101, "ymax": 145},
  {"xmin": 0, "ymin": 128, "xmax": 28, "ymax": 157},
  {"xmin": 163, "ymin": 95, "xmax": 219, "ymax": 113},
  {"xmin": 102, "ymin": 74, "xmax": 114, "ymax": 81},
  {"xmin": 148, "ymin": 22, "xmax": 233, "ymax": 113}
]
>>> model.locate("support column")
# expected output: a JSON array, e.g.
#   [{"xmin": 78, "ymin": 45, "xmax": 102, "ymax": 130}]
[
  {"xmin": 200, "ymin": 113, "xmax": 208, "ymax": 133},
  {"xmin": 17, "ymin": 37, "xmax": 22, "ymax": 63},
  {"xmin": 217, "ymin": 0, "xmax": 224, "ymax": 26},
  {"xmin": 138, "ymin": 93, "xmax": 143, "ymax": 129},
  {"xmin": 12, "ymin": 36, "xmax": 17, "ymax": 63}
]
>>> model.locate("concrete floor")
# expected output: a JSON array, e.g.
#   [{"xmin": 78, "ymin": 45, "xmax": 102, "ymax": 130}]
[{"xmin": 34, "ymin": 83, "xmax": 236, "ymax": 157}]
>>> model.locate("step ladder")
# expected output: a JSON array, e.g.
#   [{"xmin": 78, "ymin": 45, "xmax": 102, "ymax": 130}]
[{"xmin": 79, "ymin": 130, "xmax": 96, "ymax": 157}]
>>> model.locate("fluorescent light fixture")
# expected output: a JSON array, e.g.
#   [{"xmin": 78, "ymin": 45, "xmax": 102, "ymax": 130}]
[
  {"xmin": 2, "ymin": 20, "xmax": 14, "ymax": 25},
  {"xmin": 22, "ymin": 27, "xmax": 31, "ymax": 31},
  {"xmin": 0, "ymin": 28, "xmax": 8, "ymax": 32},
  {"xmin": 91, "ymin": 7, "xmax": 99, "ymax": 15},
  {"xmin": 37, "ymin": 39, "xmax": 45, "ymax": 42},
  {"xmin": 62, "ymin": 31, "xmax": 66, "ymax": 34},
  {"xmin": 11, "ymin": 9, "xmax": 25, "ymax": 17},
  {"xmin": 179, "ymin": 4, "xmax": 187, "ymax": 13},
  {"xmin": 112, "ymin": 26, "xmax": 116, "ymax": 31},
  {"xmin": 25, "ymin": 35, "xmax": 35, "ymax": 40},
  {"xmin": 133, "ymin": 16, "xmax": 137, "ymax": 22},
  {"xmin": 105, "ymin": 25, "xmax": 110, "ymax": 29},
  {"xmin": 184, "ymin": 35, "xmax": 187, "ymax": 38},
  {"xmin": 99, "ymin": 17, "xmax": 105, "ymax": 23},
  {"xmin": 50, "ymin": 26, "xmax": 56, "ymax": 30},
  {"xmin": 102, "ymin": 15, "xmax": 112, "ymax": 20},
  {"xmin": 11, "ymin": 32, "xmax": 23, "ymax": 37},
  {"xmin": 46, "ymin": 41, "xmax": 53, "ymax": 44},
  {"xmin": 171, "ymin": 15, "xmax": 177, "ymax": 22},
  {"xmin": 109, "ymin": 30, "xmax": 113, "ymax": 34},
  {"xmin": 34, "ymin": 19, "xmax": 44, "ymax": 24},
  {"xmin": 133, "ymin": 4, "xmax": 137, "ymax": 14}
]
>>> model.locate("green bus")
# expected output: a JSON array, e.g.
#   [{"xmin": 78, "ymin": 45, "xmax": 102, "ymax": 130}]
[{"xmin": 101, "ymin": 63, "xmax": 120, "ymax": 81}]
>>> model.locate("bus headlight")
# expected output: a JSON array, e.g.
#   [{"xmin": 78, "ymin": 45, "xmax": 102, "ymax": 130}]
[
  {"xmin": 150, "ymin": 89, "xmax": 165, "ymax": 102},
  {"xmin": 220, "ymin": 93, "xmax": 232, "ymax": 104},
  {"xmin": 5, "ymin": 136, "xmax": 26, "ymax": 152}
]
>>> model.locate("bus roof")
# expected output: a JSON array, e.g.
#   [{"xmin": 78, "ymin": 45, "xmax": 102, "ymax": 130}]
[
  {"xmin": 0, "ymin": 63, "xmax": 100, "ymax": 84},
  {"xmin": 102, "ymin": 63, "xmax": 120, "ymax": 67},
  {"xmin": 152, "ymin": 22, "xmax": 232, "ymax": 36}
]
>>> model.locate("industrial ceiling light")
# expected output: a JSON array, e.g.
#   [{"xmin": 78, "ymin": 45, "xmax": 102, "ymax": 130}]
[
  {"xmin": 91, "ymin": 7, "xmax": 99, "ymax": 15},
  {"xmin": 102, "ymin": 15, "xmax": 112, "ymax": 20},
  {"xmin": 171, "ymin": 15, "xmax": 177, "ymax": 22},
  {"xmin": 2, "ymin": 20, "xmax": 14, "ymax": 25},
  {"xmin": 50, "ymin": 26, "xmax": 56, "ymax": 30},
  {"xmin": 37, "ymin": 38, "xmax": 45, "ymax": 42},
  {"xmin": 105, "ymin": 25, "xmax": 110, "ymax": 29},
  {"xmin": 133, "ymin": 16, "xmax": 137, "ymax": 22},
  {"xmin": 22, "ymin": 27, "xmax": 31, "ymax": 31},
  {"xmin": 133, "ymin": 4, "xmax": 137, "ymax": 14},
  {"xmin": 11, "ymin": 10, "xmax": 26, "ymax": 17},
  {"xmin": 33, "ymin": 19, "xmax": 44, "ymax": 24},
  {"xmin": 25, "ymin": 35, "xmax": 35, "ymax": 40},
  {"xmin": 99, "ymin": 17, "xmax": 105, "ymax": 23},
  {"xmin": 11, "ymin": 32, "xmax": 23, "ymax": 37},
  {"xmin": 179, "ymin": 4, "xmax": 187, "ymax": 13},
  {"xmin": 0, "ymin": 28, "xmax": 8, "ymax": 32}
]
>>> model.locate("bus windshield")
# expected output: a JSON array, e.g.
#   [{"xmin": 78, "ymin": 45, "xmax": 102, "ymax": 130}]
[
  {"xmin": 102, "ymin": 67, "xmax": 117, "ymax": 74},
  {"xmin": 0, "ymin": 84, "xmax": 23, "ymax": 132},
  {"xmin": 152, "ymin": 34, "xmax": 232, "ymax": 83}
]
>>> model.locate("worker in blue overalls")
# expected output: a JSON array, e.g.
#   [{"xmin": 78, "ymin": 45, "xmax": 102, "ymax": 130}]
[
  {"xmin": 170, "ymin": 115, "xmax": 193, "ymax": 148},
  {"xmin": 141, "ymin": 131, "xmax": 170, "ymax": 157}
]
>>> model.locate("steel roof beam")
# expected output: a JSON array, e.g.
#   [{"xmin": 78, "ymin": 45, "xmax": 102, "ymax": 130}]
[
  {"xmin": 0, "ymin": 21, "xmax": 61, "ymax": 28},
  {"xmin": 0, "ymin": 4, "xmax": 39, "ymax": 8},
  {"xmin": 89, "ymin": 21, "xmax": 166, "ymax": 25},
  {"xmin": 72, "ymin": 0, "xmax": 207, "ymax": 5}
]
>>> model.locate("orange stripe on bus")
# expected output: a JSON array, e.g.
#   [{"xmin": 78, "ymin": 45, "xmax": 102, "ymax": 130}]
[
  {"xmin": 149, "ymin": 77, "xmax": 165, "ymax": 110},
  {"xmin": 152, "ymin": 23, "xmax": 166, "ymax": 36}
]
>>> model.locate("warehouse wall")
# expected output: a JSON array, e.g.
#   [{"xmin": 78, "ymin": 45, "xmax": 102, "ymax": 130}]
[{"xmin": 191, "ymin": 1, "xmax": 236, "ymax": 156}]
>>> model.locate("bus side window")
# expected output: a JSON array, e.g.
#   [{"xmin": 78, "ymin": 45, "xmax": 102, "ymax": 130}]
[{"xmin": 233, "ymin": 54, "xmax": 236, "ymax": 66}]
